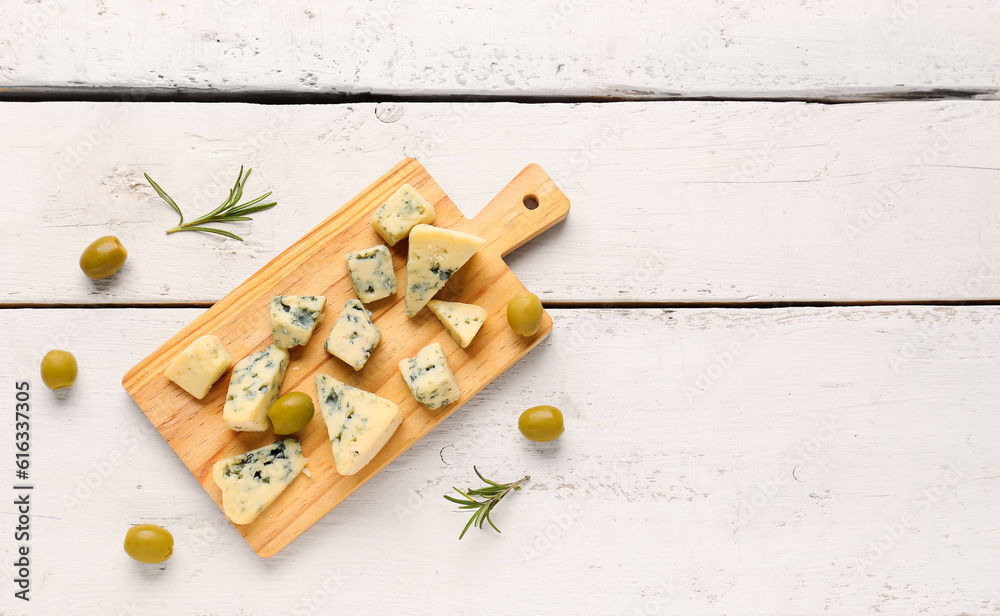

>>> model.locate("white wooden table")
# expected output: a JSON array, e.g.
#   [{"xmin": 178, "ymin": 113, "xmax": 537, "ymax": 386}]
[{"xmin": 2, "ymin": 2, "xmax": 999, "ymax": 615}]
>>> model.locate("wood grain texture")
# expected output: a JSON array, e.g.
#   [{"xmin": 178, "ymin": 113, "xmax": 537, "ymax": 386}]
[
  {"xmin": 121, "ymin": 159, "xmax": 569, "ymax": 557},
  {"xmin": 1, "ymin": 0, "xmax": 997, "ymax": 98},
  {"xmin": 3, "ymin": 306, "xmax": 1000, "ymax": 614},
  {"xmin": 2, "ymin": 100, "xmax": 1000, "ymax": 305}
]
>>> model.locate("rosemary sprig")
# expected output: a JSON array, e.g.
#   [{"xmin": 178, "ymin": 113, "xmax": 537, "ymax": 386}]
[
  {"xmin": 444, "ymin": 467, "xmax": 530, "ymax": 539},
  {"xmin": 144, "ymin": 166, "xmax": 277, "ymax": 241}
]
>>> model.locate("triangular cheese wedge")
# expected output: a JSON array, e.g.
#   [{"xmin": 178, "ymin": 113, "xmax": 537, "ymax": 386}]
[
  {"xmin": 213, "ymin": 438, "xmax": 307, "ymax": 524},
  {"xmin": 427, "ymin": 300, "xmax": 487, "ymax": 348},
  {"xmin": 315, "ymin": 375, "xmax": 402, "ymax": 475},
  {"xmin": 270, "ymin": 295, "xmax": 327, "ymax": 349},
  {"xmin": 404, "ymin": 224, "xmax": 486, "ymax": 316}
]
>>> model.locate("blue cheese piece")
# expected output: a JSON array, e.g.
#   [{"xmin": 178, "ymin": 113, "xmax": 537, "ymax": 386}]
[
  {"xmin": 164, "ymin": 334, "xmax": 232, "ymax": 399},
  {"xmin": 222, "ymin": 345, "xmax": 290, "ymax": 432},
  {"xmin": 404, "ymin": 224, "xmax": 487, "ymax": 317},
  {"xmin": 213, "ymin": 438, "xmax": 307, "ymax": 525},
  {"xmin": 370, "ymin": 183, "xmax": 435, "ymax": 246},
  {"xmin": 345, "ymin": 245, "xmax": 397, "ymax": 303},
  {"xmin": 324, "ymin": 299, "xmax": 381, "ymax": 371},
  {"xmin": 398, "ymin": 342, "xmax": 460, "ymax": 410},
  {"xmin": 427, "ymin": 300, "xmax": 487, "ymax": 348},
  {"xmin": 270, "ymin": 295, "xmax": 327, "ymax": 349},
  {"xmin": 315, "ymin": 374, "xmax": 402, "ymax": 475}
]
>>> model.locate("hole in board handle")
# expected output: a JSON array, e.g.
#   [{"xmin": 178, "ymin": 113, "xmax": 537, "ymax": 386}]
[{"xmin": 522, "ymin": 194, "xmax": 539, "ymax": 210}]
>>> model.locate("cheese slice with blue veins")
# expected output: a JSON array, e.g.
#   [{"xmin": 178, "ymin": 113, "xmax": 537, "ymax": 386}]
[
  {"xmin": 213, "ymin": 438, "xmax": 307, "ymax": 525},
  {"xmin": 345, "ymin": 245, "xmax": 397, "ymax": 303},
  {"xmin": 370, "ymin": 183, "xmax": 435, "ymax": 246},
  {"xmin": 222, "ymin": 345, "xmax": 289, "ymax": 432},
  {"xmin": 315, "ymin": 374, "xmax": 402, "ymax": 476},
  {"xmin": 427, "ymin": 300, "xmax": 487, "ymax": 348},
  {"xmin": 270, "ymin": 295, "xmax": 327, "ymax": 349},
  {"xmin": 164, "ymin": 334, "xmax": 232, "ymax": 399},
  {"xmin": 398, "ymin": 341, "xmax": 460, "ymax": 409},
  {"xmin": 404, "ymin": 224, "xmax": 486, "ymax": 316},
  {"xmin": 324, "ymin": 299, "xmax": 381, "ymax": 370}
]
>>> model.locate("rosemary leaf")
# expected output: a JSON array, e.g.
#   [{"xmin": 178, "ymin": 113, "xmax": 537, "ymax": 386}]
[
  {"xmin": 166, "ymin": 226, "xmax": 245, "ymax": 241},
  {"xmin": 460, "ymin": 512, "xmax": 479, "ymax": 540},
  {"xmin": 144, "ymin": 173, "xmax": 183, "ymax": 224}
]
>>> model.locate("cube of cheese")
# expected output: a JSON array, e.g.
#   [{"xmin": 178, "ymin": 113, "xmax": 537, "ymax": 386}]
[
  {"xmin": 164, "ymin": 335, "xmax": 232, "ymax": 399},
  {"xmin": 324, "ymin": 299, "xmax": 381, "ymax": 370},
  {"xmin": 213, "ymin": 438, "xmax": 307, "ymax": 525},
  {"xmin": 370, "ymin": 184, "xmax": 435, "ymax": 246},
  {"xmin": 398, "ymin": 342, "xmax": 460, "ymax": 409},
  {"xmin": 427, "ymin": 300, "xmax": 487, "ymax": 349},
  {"xmin": 404, "ymin": 224, "xmax": 486, "ymax": 317},
  {"xmin": 270, "ymin": 295, "xmax": 327, "ymax": 349},
  {"xmin": 345, "ymin": 245, "xmax": 397, "ymax": 303},
  {"xmin": 315, "ymin": 374, "xmax": 402, "ymax": 475},
  {"xmin": 222, "ymin": 345, "xmax": 290, "ymax": 432}
]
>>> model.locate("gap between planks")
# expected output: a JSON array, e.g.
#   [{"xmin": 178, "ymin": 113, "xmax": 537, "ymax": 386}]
[
  {"xmin": 4, "ymin": 300, "xmax": 1000, "ymax": 311},
  {"xmin": 0, "ymin": 87, "xmax": 995, "ymax": 105}
]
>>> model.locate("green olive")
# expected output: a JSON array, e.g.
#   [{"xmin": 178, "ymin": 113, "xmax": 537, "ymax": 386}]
[
  {"xmin": 506, "ymin": 293, "xmax": 543, "ymax": 337},
  {"xmin": 518, "ymin": 405, "xmax": 565, "ymax": 442},
  {"xmin": 268, "ymin": 392, "xmax": 315, "ymax": 435},
  {"xmin": 79, "ymin": 235, "xmax": 128, "ymax": 279},
  {"xmin": 123, "ymin": 524, "xmax": 173, "ymax": 564},
  {"xmin": 40, "ymin": 350, "xmax": 77, "ymax": 390}
]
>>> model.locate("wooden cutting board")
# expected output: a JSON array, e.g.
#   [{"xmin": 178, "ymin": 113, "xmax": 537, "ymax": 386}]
[{"xmin": 122, "ymin": 158, "xmax": 570, "ymax": 557}]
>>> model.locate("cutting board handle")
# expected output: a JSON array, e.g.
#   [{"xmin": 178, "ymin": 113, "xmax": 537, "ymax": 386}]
[{"xmin": 469, "ymin": 164, "xmax": 570, "ymax": 258}]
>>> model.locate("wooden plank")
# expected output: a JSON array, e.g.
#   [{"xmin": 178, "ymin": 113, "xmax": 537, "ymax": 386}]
[
  {"xmin": 122, "ymin": 159, "xmax": 569, "ymax": 556},
  {"xmin": 1, "ymin": 0, "xmax": 997, "ymax": 98},
  {"xmin": 3, "ymin": 100, "xmax": 1000, "ymax": 304},
  {"xmin": 3, "ymin": 305, "xmax": 999, "ymax": 613}
]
